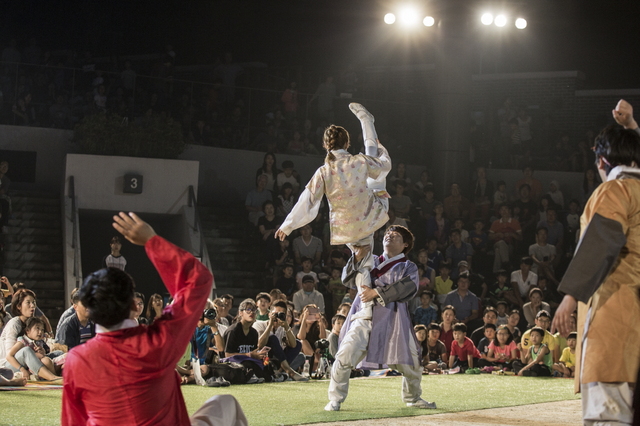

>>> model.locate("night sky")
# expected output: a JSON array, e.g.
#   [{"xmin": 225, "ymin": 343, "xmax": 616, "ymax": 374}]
[{"xmin": 2, "ymin": 0, "xmax": 639, "ymax": 89}]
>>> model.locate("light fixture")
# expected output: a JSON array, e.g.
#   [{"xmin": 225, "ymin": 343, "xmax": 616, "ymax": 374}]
[
  {"xmin": 423, "ymin": 16, "xmax": 435, "ymax": 27},
  {"xmin": 515, "ymin": 18, "xmax": 527, "ymax": 29},
  {"xmin": 384, "ymin": 13, "xmax": 396, "ymax": 25},
  {"xmin": 481, "ymin": 13, "xmax": 493, "ymax": 26},
  {"xmin": 495, "ymin": 14, "xmax": 507, "ymax": 27},
  {"xmin": 398, "ymin": 6, "xmax": 420, "ymax": 27}
]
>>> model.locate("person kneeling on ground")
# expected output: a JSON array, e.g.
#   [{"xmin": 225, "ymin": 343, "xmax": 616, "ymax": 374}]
[
  {"xmin": 449, "ymin": 322, "xmax": 481, "ymax": 371},
  {"xmin": 62, "ymin": 212, "xmax": 247, "ymax": 426}
]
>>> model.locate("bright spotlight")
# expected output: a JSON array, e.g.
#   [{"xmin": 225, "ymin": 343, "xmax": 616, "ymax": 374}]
[
  {"xmin": 495, "ymin": 14, "xmax": 507, "ymax": 27},
  {"xmin": 384, "ymin": 13, "xmax": 396, "ymax": 25},
  {"xmin": 423, "ymin": 16, "xmax": 435, "ymax": 27},
  {"xmin": 515, "ymin": 18, "xmax": 527, "ymax": 29},
  {"xmin": 399, "ymin": 7, "xmax": 419, "ymax": 27},
  {"xmin": 481, "ymin": 13, "xmax": 493, "ymax": 26}
]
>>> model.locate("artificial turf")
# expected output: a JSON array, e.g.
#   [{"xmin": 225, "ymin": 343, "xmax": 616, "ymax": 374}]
[{"xmin": 2, "ymin": 375, "xmax": 580, "ymax": 425}]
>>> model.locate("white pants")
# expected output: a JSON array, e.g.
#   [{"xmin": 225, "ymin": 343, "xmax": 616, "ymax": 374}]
[
  {"xmin": 327, "ymin": 318, "xmax": 423, "ymax": 404},
  {"xmin": 190, "ymin": 395, "xmax": 248, "ymax": 426},
  {"xmin": 581, "ymin": 308, "xmax": 634, "ymax": 425}
]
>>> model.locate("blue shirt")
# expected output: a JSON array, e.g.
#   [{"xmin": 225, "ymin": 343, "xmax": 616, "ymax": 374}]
[
  {"xmin": 191, "ymin": 326, "xmax": 210, "ymax": 363},
  {"xmin": 443, "ymin": 290, "xmax": 479, "ymax": 321},
  {"xmin": 414, "ymin": 306, "xmax": 438, "ymax": 327}
]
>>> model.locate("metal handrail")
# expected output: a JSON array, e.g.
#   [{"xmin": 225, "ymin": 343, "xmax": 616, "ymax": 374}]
[
  {"xmin": 188, "ymin": 186, "xmax": 214, "ymax": 290},
  {"xmin": 69, "ymin": 176, "xmax": 81, "ymax": 287}
]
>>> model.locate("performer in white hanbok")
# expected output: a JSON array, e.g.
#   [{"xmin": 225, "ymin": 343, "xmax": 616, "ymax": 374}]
[{"xmin": 276, "ymin": 104, "xmax": 391, "ymax": 321}]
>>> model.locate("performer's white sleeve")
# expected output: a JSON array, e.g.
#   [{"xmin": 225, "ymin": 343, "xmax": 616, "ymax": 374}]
[
  {"xmin": 364, "ymin": 142, "xmax": 392, "ymax": 180},
  {"xmin": 278, "ymin": 187, "xmax": 322, "ymax": 236}
]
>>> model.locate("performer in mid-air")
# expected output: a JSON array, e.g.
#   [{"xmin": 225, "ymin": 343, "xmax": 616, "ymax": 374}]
[
  {"xmin": 275, "ymin": 103, "xmax": 391, "ymax": 321},
  {"xmin": 552, "ymin": 100, "xmax": 640, "ymax": 425}
]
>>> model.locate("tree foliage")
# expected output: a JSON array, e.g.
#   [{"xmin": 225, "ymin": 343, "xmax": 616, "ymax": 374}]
[{"xmin": 73, "ymin": 113, "xmax": 187, "ymax": 159}]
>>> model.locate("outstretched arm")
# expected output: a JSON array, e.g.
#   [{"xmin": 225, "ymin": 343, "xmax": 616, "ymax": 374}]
[
  {"xmin": 276, "ymin": 170, "xmax": 325, "ymax": 240},
  {"xmin": 612, "ymin": 99, "xmax": 638, "ymax": 131}
]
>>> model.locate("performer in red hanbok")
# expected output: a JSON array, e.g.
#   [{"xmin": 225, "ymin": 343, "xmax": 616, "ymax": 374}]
[{"xmin": 62, "ymin": 212, "xmax": 247, "ymax": 426}]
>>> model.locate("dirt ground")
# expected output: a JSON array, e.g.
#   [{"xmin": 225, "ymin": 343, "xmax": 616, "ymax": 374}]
[{"xmin": 305, "ymin": 399, "xmax": 582, "ymax": 426}]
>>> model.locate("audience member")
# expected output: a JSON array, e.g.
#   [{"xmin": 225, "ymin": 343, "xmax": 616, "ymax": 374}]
[
  {"xmin": 515, "ymin": 326, "xmax": 552, "ymax": 376},
  {"xmin": 6, "ymin": 317, "xmax": 61, "ymax": 381},
  {"xmin": 439, "ymin": 305, "xmax": 456, "ymax": 354},
  {"xmin": 489, "ymin": 204, "xmax": 522, "ymax": 272},
  {"xmin": 413, "ymin": 291, "xmax": 437, "ymax": 327},
  {"xmin": 131, "ymin": 292, "xmax": 148, "ymax": 325},
  {"xmin": 327, "ymin": 314, "xmax": 345, "ymax": 358},
  {"xmin": 520, "ymin": 310, "xmax": 558, "ymax": 363},
  {"xmin": 422, "ymin": 323, "xmax": 448, "ymax": 371},
  {"xmin": 443, "ymin": 183, "xmax": 471, "ymax": 223},
  {"xmin": 426, "ymin": 203, "xmax": 450, "ymax": 250},
  {"xmin": 448, "ymin": 323, "xmax": 481, "ymax": 371},
  {"xmin": 55, "ymin": 292, "xmax": 95, "ymax": 350},
  {"xmin": 146, "ymin": 293, "xmax": 165, "ymax": 324},
  {"xmin": 552, "ymin": 331, "xmax": 576, "ymax": 378},
  {"xmin": 522, "ymin": 288, "xmax": 551, "ymax": 329},
  {"xmin": 515, "ymin": 166, "xmax": 542, "ymax": 202},
  {"xmin": 293, "ymin": 275, "xmax": 325, "ymax": 313},
  {"xmin": 443, "ymin": 272, "xmax": 479, "ymax": 326},
  {"xmin": 103, "ymin": 236, "xmax": 127, "ymax": 271},
  {"xmin": 481, "ymin": 325, "xmax": 517, "ymax": 369},
  {"xmin": 246, "ymin": 174, "xmax": 272, "ymax": 226},
  {"xmin": 255, "ymin": 292, "xmax": 272, "ymax": 321},
  {"xmin": 475, "ymin": 323, "xmax": 496, "ymax": 361},
  {"xmin": 446, "ymin": 229, "xmax": 474, "ymax": 280},
  {"xmin": 470, "ymin": 307, "xmax": 498, "ymax": 347},
  {"xmin": 292, "ymin": 224, "xmax": 323, "ymax": 269},
  {"xmin": 433, "ymin": 261, "xmax": 453, "ymax": 305}
]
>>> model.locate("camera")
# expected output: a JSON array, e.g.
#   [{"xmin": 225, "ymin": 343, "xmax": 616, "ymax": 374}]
[
  {"xmin": 203, "ymin": 308, "xmax": 217, "ymax": 320},
  {"xmin": 274, "ymin": 311, "xmax": 287, "ymax": 322},
  {"xmin": 314, "ymin": 338, "xmax": 330, "ymax": 351}
]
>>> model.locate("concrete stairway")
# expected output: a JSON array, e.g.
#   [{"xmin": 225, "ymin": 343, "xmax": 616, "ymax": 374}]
[
  {"xmin": 201, "ymin": 205, "xmax": 268, "ymax": 301},
  {"xmin": 2, "ymin": 191, "xmax": 65, "ymax": 326}
]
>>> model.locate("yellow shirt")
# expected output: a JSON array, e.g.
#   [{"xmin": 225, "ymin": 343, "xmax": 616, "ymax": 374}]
[
  {"xmin": 434, "ymin": 276, "xmax": 453, "ymax": 295},
  {"xmin": 560, "ymin": 347, "xmax": 576, "ymax": 368}
]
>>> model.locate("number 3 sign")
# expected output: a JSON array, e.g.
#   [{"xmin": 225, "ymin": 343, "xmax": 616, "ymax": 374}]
[{"xmin": 123, "ymin": 174, "xmax": 143, "ymax": 194}]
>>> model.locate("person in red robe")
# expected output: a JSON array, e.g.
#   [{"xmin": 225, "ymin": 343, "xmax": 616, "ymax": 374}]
[{"xmin": 61, "ymin": 212, "xmax": 247, "ymax": 426}]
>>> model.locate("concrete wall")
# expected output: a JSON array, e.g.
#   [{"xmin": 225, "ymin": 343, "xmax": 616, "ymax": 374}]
[
  {"xmin": 0, "ymin": 125, "xmax": 73, "ymax": 191},
  {"xmin": 64, "ymin": 153, "xmax": 199, "ymax": 214}
]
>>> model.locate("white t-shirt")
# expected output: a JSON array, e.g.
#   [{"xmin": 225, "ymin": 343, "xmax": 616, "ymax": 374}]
[
  {"xmin": 511, "ymin": 270, "xmax": 538, "ymax": 297},
  {"xmin": 105, "ymin": 254, "xmax": 127, "ymax": 271}
]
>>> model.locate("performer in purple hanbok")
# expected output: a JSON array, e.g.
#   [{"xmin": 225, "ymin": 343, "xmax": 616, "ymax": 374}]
[{"xmin": 325, "ymin": 225, "xmax": 437, "ymax": 411}]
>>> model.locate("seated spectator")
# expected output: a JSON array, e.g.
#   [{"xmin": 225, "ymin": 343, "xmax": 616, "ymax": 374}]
[
  {"xmin": 451, "ymin": 218, "xmax": 469, "ymax": 243},
  {"xmin": 327, "ymin": 314, "xmax": 346, "ymax": 358},
  {"xmin": 6, "ymin": 317, "xmax": 61, "ymax": 381},
  {"xmin": 476, "ymin": 323, "xmax": 497, "ymax": 361},
  {"xmin": 439, "ymin": 305, "xmax": 456, "ymax": 354},
  {"xmin": 1, "ymin": 290, "xmax": 38, "ymax": 370},
  {"xmin": 564, "ymin": 199, "xmax": 581, "ymax": 254},
  {"xmin": 418, "ymin": 184, "xmax": 438, "ymax": 219},
  {"xmin": 255, "ymin": 152, "xmax": 279, "ymax": 193},
  {"xmin": 495, "ymin": 301, "xmax": 509, "ymax": 326},
  {"xmin": 6, "ymin": 284, "xmax": 53, "ymax": 334},
  {"xmin": 415, "ymin": 249, "xmax": 436, "ymax": 289},
  {"xmin": 246, "ymin": 174, "xmax": 272, "ymax": 226},
  {"xmin": 547, "ymin": 180, "xmax": 564, "ymax": 209},
  {"xmin": 513, "ymin": 183, "xmax": 539, "ymax": 248},
  {"xmin": 489, "ymin": 270, "xmax": 518, "ymax": 308},
  {"xmin": 389, "ymin": 181, "xmax": 411, "ymax": 219},
  {"xmin": 522, "ymin": 288, "xmax": 551, "ymax": 329},
  {"xmin": 520, "ymin": 310, "xmax": 557, "ymax": 363},
  {"xmin": 413, "ymin": 170, "xmax": 432, "ymax": 199},
  {"xmin": 493, "ymin": 180, "xmax": 508, "ymax": 208},
  {"xmin": 327, "ymin": 267, "xmax": 346, "ymax": 315},
  {"xmin": 506, "ymin": 309, "xmax": 522, "ymax": 344},
  {"xmin": 131, "ymin": 292, "xmax": 148, "ymax": 325},
  {"xmin": 446, "ymin": 229, "xmax": 474, "ymax": 281},
  {"xmin": 426, "ymin": 203, "xmax": 450, "ymax": 250},
  {"xmin": 448, "ymin": 323, "xmax": 481, "ymax": 371},
  {"xmin": 55, "ymin": 292, "xmax": 95, "ymax": 350},
  {"xmin": 413, "ymin": 291, "xmax": 438, "ymax": 327},
  {"xmin": 422, "ymin": 323, "xmax": 448, "ymax": 372},
  {"xmin": 426, "ymin": 237, "xmax": 444, "ymax": 272},
  {"xmin": 270, "ymin": 237, "xmax": 293, "ymax": 277},
  {"xmin": 191, "ymin": 309, "xmax": 227, "ymax": 382},
  {"xmin": 269, "ymin": 289, "xmax": 287, "ymax": 304},
  {"xmin": 443, "ymin": 183, "xmax": 471, "ymax": 223},
  {"xmin": 552, "ymin": 332, "xmax": 577, "ymax": 378},
  {"xmin": 336, "ymin": 303, "xmax": 351, "ymax": 317},
  {"xmin": 529, "ymin": 227, "xmax": 556, "ymax": 282},
  {"xmin": 443, "ymin": 272, "xmax": 479, "ymax": 326},
  {"xmin": 515, "ymin": 326, "xmax": 552, "ymax": 376},
  {"xmin": 470, "ymin": 307, "xmax": 498, "ymax": 347},
  {"xmin": 146, "ymin": 293, "xmax": 165, "ymax": 325},
  {"xmin": 434, "ymin": 261, "xmax": 453, "ymax": 305},
  {"xmin": 253, "ymin": 301, "xmax": 307, "ymax": 381},
  {"xmin": 536, "ymin": 206, "xmax": 564, "ymax": 261},
  {"xmin": 257, "ymin": 201, "xmax": 281, "ymax": 243},
  {"xmin": 293, "ymin": 275, "xmax": 325, "ymax": 313},
  {"xmin": 223, "ymin": 299, "xmax": 269, "ymax": 382},
  {"xmin": 389, "ymin": 162, "xmax": 411, "ymax": 192},
  {"xmin": 56, "ymin": 288, "xmax": 79, "ymax": 334},
  {"xmin": 515, "ymin": 166, "xmax": 542, "ymax": 203},
  {"xmin": 510, "ymin": 257, "xmax": 538, "ymax": 307},
  {"xmin": 294, "ymin": 304, "xmax": 327, "ymax": 366},
  {"xmin": 480, "ymin": 325, "xmax": 517, "ymax": 368},
  {"xmin": 456, "ymin": 261, "xmax": 487, "ymax": 303},
  {"xmin": 471, "ymin": 167, "xmax": 493, "ymax": 222},
  {"xmin": 292, "ymin": 224, "xmax": 322, "ymax": 269},
  {"xmin": 489, "ymin": 204, "xmax": 522, "ymax": 273},
  {"xmin": 276, "ymin": 182, "xmax": 296, "ymax": 218},
  {"xmin": 275, "ymin": 264, "xmax": 297, "ymax": 298},
  {"xmin": 255, "ymin": 293, "xmax": 272, "ymax": 321},
  {"xmin": 295, "ymin": 258, "xmax": 319, "ymax": 290}
]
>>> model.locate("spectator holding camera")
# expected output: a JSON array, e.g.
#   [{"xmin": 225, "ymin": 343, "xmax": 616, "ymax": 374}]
[
  {"xmin": 295, "ymin": 304, "xmax": 327, "ymax": 367},
  {"xmin": 253, "ymin": 300, "xmax": 308, "ymax": 381}
]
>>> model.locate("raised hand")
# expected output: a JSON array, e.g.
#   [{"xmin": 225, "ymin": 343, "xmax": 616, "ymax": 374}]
[
  {"xmin": 112, "ymin": 212, "xmax": 157, "ymax": 246},
  {"xmin": 612, "ymin": 99, "xmax": 638, "ymax": 129}
]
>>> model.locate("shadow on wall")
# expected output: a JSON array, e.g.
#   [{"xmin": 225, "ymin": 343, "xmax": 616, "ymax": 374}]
[{"xmin": 79, "ymin": 210, "xmax": 188, "ymax": 300}]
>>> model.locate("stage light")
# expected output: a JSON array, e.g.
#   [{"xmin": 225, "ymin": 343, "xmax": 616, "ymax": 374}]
[
  {"xmin": 398, "ymin": 6, "xmax": 420, "ymax": 27},
  {"xmin": 495, "ymin": 14, "xmax": 507, "ymax": 27},
  {"xmin": 481, "ymin": 13, "xmax": 493, "ymax": 26},
  {"xmin": 384, "ymin": 13, "xmax": 396, "ymax": 24},
  {"xmin": 515, "ymin": 18, "xmax": 527, "ymax": 29},
  {"xmin": 423, "ymin": 16, "xmax": 435, "ymax": 27}
]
